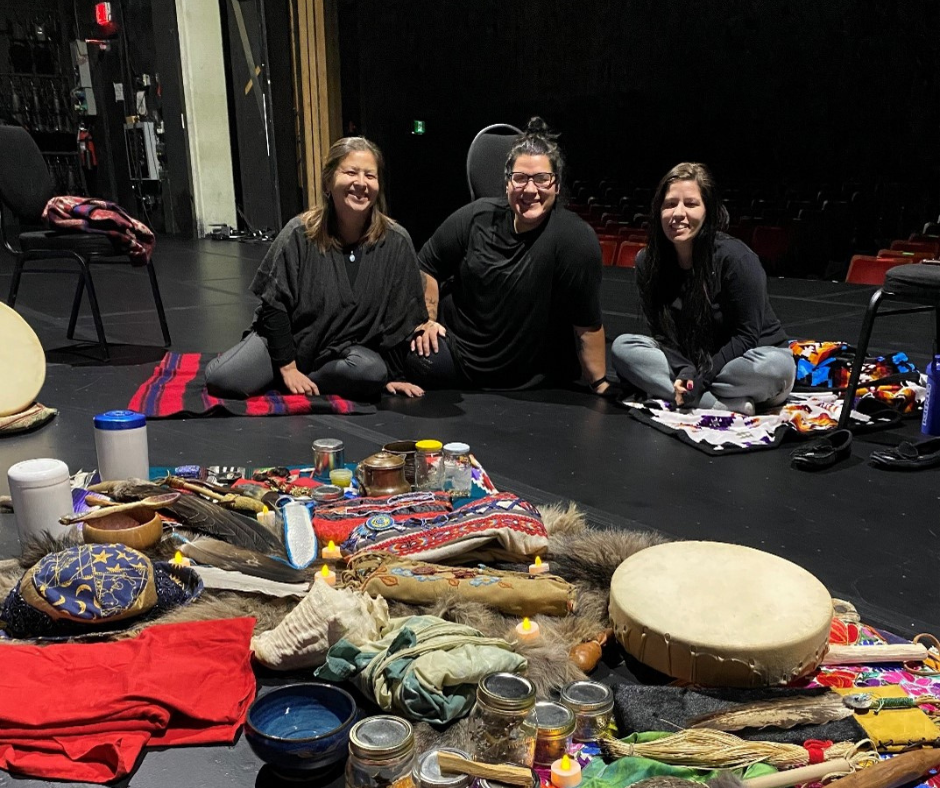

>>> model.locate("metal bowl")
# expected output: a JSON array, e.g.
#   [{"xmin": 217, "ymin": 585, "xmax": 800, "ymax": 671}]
[{"xmin": 245, "ymin": 683, "xmax": 357, "ymax": 773}]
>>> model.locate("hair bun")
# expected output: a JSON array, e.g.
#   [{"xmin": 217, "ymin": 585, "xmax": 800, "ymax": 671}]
[{"xmin": 524, "ymin": 116, "xmax": 557, "ymax": 140}]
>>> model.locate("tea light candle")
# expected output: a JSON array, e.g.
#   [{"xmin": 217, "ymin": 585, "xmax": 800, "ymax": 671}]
[
  {"xmin": 321, "ymin": 540, "xmax": 342, "ymax": 560},
  {"xmin": 551, "ymin": 754, "xmax": 582, "ymax": 788},
  {"xmin": 256, "ymin": 506, "xmax": 276, "ymax": 529},
  {"xmin": 317, "ymin": 563, "xmax": 336, "ymax": 587},
  {"xmin": 171, "ymin": 550, "xmax": 191, "ymax": 567},
  {"xmin": 515, "ymin": 617, "xmax": 541, "ymax": 642},
  {"xmin": 529, "ymin": 555, "xmax": 549, "ymax": 575}
]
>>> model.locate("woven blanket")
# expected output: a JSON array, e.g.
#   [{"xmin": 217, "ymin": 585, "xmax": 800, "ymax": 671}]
[
  {"xmin": 627, "ymin": 341, "xmax": 924, "ymax": 455},
  {"xmin": 128, "ymin": 353, "xmax": 374, "ymax": 418},
  {"xmin": 43, "ymin": 196, "xmax": 155, "ymax": 264}
]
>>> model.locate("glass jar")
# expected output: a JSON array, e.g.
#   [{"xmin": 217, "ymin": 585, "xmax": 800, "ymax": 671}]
[
  {"xmin": 468, "ymin": 672, "xmax": 537, "ymax": 768},
  {"xmin": 414, "ymin": 439, "xmax": 444, "ymax": 491},
  {"xmin": 532, "ymin": 701, "xmax": 575, "ymax": 766},
  {"xmin": 559, "ymin": 680, "xmax": 614, "ymax": 742},
  {"xmin": 442, "ymin": 442, "xmax": 472, "ymax": 497},
  {"xmin": 346, "ymin": 715, "xmax": 416, "ymax": 788},
  {"xmin": 412, "ymin": 747, "xmax": 474, "ymax": 788}
]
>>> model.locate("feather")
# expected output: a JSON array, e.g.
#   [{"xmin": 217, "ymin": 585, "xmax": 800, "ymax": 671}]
[
  {"xmin": 180, "ymin": 537, "xmax": 305, "ymax": 584},
  {"xmin": 688, "ymin": 693, "xmax": 854, "ymax": 731},
  {"xmin": 97, "ymin": 480, "xmax": 284, "ymax": 555},
  {"xmin": 191, "ymin": 565, "xmax": 309, "ymax": 598}
]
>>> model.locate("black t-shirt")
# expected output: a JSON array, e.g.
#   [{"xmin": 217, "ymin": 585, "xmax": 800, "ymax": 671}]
[{"xmin": 418, "ymin": 198, "xmax": 602, "ymax": 388}]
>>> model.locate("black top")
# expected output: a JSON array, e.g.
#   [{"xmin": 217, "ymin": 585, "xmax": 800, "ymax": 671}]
[
  {"xmin": 636, "ymin": 233, "xmax": 788, "ymax": 390},
  {"xmin": 250, "ymin": 217, "xmax": 427, "ymax": 373},
  {"xmin": 418, "ymin": 198, "xmax": 603, "ymax": 388}
]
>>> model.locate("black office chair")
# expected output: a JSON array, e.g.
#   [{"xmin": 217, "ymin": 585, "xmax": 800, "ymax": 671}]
[
  {"xmin": 0, "ymin": 125, "xmax": 171, "ymax": 360},
  {"xmin": 838, "ymin": 263, "xmax": 940, "ymax": 429},
  {"xmin": 466, "ymin": 123, "xmax": 521, "ymax": 201}
]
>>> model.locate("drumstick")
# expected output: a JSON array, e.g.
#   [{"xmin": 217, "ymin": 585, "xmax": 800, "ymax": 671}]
[
  {"xmin": 822, "ymin": 644, "xmax": 928, "ymax": 665},
  {"xmin": 809, "ymin": 749, "xmax": 940, "ymax": 788},
  {"xmin": 744, "ymin": 759, "xmax": 853, "ymax": 788},
  {"xmin": 436, "ymin": 751, "xmax": 533, "ymax": 787}
]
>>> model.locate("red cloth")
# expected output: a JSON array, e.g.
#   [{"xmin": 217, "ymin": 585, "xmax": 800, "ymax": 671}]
[
  {"xmin": 0, "ymin": 617, "xmax": 257, "ymax": 783},
  {"xmin": 128, "ymin": 352, "xmax": 374, "ymax": 418}
]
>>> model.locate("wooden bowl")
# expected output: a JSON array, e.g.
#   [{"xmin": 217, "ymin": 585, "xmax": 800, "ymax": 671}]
[{"xmin": 82, "ymin": 507, "xmax": 164, "ymax": 550}]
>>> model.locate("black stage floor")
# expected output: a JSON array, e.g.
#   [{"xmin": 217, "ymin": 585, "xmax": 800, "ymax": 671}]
[{"xmin": 1, "ymin": 238, "xmax": 938, "ymax": 788}]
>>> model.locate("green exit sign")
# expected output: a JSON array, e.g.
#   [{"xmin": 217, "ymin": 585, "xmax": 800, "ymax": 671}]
[{"xmin": 413, "ymin": 120, "xmax": 425, "ymax": 135}]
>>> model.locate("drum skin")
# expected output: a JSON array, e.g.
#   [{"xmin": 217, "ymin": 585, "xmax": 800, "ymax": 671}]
[
  {"xmin": 0, "ymin": 303, "xmax": 45, "ymax": 416},
  {"xmin": 609, "ymin": 541, "xmax": 833, "ymax": 687}
]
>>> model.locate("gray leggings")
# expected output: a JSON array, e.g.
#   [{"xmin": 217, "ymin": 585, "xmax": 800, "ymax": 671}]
[
  {"xmin": 611, "ymin": 333, "xmax": 795, "ymax": 407},
  {"xmin": 205, "ymin": 332, "xmax": 388, "ymax": 400}
]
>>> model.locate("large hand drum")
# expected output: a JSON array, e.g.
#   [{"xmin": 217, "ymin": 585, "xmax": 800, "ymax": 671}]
[
  {"xmin": 0, "ymin": 303, "xmax": 45, "ymax": 416},
  {"xmin": 609, "ymin": 541, "xmax": 833, "ymax": 687}
]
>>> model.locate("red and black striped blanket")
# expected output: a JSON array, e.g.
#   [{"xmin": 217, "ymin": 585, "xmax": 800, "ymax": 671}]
[{"xmin": 128, "ymin": 353, "xmax": 374, "ymax": 417}]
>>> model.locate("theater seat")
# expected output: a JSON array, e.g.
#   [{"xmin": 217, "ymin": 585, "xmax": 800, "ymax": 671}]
[
  {"xmin": 615, "ymin": 241, "xmax": 645, "ymax": 268},
  {"xmin": 845, "ymin": 255, "xmax": 909, "ymax": 286}
]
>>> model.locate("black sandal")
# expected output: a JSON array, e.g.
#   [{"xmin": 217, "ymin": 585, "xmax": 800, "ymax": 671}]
[{"xmin": 870, "ymin": 437, "xmax": 940, "ymax": 471}]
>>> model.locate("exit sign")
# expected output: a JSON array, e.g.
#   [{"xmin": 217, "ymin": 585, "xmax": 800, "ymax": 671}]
[{"xmin": 412, "ymin": 120, "xmax": 425, "ymax": 135}]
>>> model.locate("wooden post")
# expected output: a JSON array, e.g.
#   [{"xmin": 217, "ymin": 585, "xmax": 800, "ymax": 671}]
[{"xmin": 293, "ymin": 0, "xmax": 342, "ymax": 209}]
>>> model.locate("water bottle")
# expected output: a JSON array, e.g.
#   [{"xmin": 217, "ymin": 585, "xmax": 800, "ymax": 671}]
[{"xmin": 921, "ymin": 355, "xmax": 940, "ymax": 436}]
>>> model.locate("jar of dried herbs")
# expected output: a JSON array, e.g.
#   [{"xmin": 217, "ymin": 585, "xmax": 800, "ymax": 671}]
[
  {"xmin": 346, "ymin": 715, "xmax": 416, "ymax": 788},
  {"xmin": 467, "ymin": 673, "xmax": 537, "ymax": 768}
]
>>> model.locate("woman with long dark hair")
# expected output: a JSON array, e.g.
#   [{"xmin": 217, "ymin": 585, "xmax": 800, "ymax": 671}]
[
  {"xmin": 611, "ymin": 162, "xmax": 794, "ymax": 414},
  {"xmin": 409, "ymin": 117, "xmax": 608, "ymax": 392},
  {"xmin": 205, "ymin": 137, "xmax": 427, "ymax": 400}
]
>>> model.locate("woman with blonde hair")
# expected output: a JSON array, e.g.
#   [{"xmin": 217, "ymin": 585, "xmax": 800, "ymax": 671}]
[{"xmin": 206, "ymin": 137, "xmax": 427, "ymax": 399}]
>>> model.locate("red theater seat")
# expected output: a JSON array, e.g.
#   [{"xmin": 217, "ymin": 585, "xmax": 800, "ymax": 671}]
[
  {"xmin": 615, "ymin": 241, "xmax": 646, "ymax": 268},
  {"xmin": 845, "ymin": 255, "xmax": 909, "ymax": 286}
]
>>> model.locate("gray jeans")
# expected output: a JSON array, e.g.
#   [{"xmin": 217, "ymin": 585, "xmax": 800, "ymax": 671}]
[
  {"xmin": 205, "ymin": 332, "xmax": 388, "ymax": 400},
  {"xmin": 610, "ymin": 333, "xmax": 795, "ymax": 407}
]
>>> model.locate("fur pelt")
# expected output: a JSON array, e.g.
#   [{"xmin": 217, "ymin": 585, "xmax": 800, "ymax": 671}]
[{"xmin": 0, "ymin": 505, "xmax": 669, "ymax": 699}]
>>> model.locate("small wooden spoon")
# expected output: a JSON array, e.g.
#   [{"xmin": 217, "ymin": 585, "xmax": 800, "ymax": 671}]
[{"xmin": 60, "ymin": 492, "xmax": 180, "ymax": 524}]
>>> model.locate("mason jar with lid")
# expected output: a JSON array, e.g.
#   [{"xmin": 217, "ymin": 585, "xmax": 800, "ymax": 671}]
[
  {"xmin": 412, "ymin": 747, "xmax": 474, "ymax": 788},
  {"xmin": 442, "ymin": 442, "xmax": 472, "ymax": 497},
  {"xmin": 532, "ymin": 701, "xmax": 575, "ymax": 766},
  {"xmin": 468, "ymin": 672, "xmax": 537, "ymax": 768},
  {"xmin": 414, "ymin": 439, "xmax": 444, "ymax": 491},
  {"xmin": 346, "ymin": 715, "xmax": 416, "ymax": 788},
  {"xmin": 559, "ymin": 680, "xmax": 614, "ymax": 742}
]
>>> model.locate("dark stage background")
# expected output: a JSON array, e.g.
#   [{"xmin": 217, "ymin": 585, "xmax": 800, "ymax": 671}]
[{"xmin": 338, "ymin": 0, "xmax": 940, "ymax": 250}]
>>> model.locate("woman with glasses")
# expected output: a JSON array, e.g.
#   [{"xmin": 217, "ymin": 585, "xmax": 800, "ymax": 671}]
[
  {"xmin": 611, "ymin": 162, "xmax": 794, "ymax": 415},
  {"xmin": 408, "ymin": 117, "xmax": 608, "ymax": 393},
  {"xmin": 205, "ymin": 137, "xmax": 427, "ymax": 400}
]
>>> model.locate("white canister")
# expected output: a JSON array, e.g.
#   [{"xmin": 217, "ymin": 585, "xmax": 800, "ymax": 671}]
[
  {"xmin": 7, "ymin": 458, "xmax": 75, "ymax": 547},
  {"xmin": 93, "ymin": 410, "xmax": 150, "ymax": 481}
]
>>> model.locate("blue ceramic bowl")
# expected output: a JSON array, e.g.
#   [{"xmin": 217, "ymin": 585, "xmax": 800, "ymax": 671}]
[{"xmin": 245, "ymin": 683, "xmax": 357, "ymax": 773}]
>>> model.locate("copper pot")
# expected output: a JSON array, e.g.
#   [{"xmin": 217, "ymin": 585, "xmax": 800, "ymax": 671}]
[{"xmin": 355, "ymin": 452, "xmax": 410, "ymax": 497}]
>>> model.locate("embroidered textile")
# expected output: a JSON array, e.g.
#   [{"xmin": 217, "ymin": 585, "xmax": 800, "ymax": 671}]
[
  {"xmin": 340, "ymin": 492, "xmax": 548, "ymax": 563},
  {"xmin": 345, "ymin": 552, "xmax": 575, "ymax": 617}
]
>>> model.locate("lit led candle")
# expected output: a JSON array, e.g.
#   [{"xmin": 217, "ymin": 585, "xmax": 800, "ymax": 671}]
[
  {"xmin": 529, "ymin": 555, "xmax": 549, "ymax": 575},
  {"xmin": 256, "ymin": 506, "xmax": 276, "ymax": 529},
  {"xmin": 321, "ymin": 540, "xmax": 342, "ymax": 560},
  {"xmin": 514, "ymin": 616, "xmax": 541, "ymax": 642},
  {"xmin": 551, "ymin": 753, "xmax": 582, "ymax": 788},
  {"xmin": 171, "ymin": 550, "xmax": 191, "ymax": 567},
  {"xmin": 317, "ymin": 563, "xmax": 336, "ymax": 587}
]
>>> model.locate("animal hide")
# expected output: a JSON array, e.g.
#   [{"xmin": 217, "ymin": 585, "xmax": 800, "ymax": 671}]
[
  {"xmin": 688, "ymin": 693, "xmax": 855, "ymax": 731},
  {"xmin": 2, "ymin": 502, "xmax": 667, "ymax": 730}
]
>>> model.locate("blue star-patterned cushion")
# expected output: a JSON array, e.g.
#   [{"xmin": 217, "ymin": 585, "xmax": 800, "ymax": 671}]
[{"xmin": 23, "ymin": 544, "xmax": 158, "ymax": 623}]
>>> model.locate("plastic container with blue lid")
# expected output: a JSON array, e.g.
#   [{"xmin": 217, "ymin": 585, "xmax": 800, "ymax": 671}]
[{"xmin": 93, "ymin": 409, "xmax": 149, "ymax": 481}]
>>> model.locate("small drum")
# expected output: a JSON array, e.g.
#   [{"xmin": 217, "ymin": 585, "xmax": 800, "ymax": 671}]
[
  {"xmin": 0, "ymin": 303, "xmax": 45, "ymax": 417},
  {"xmin": 609, "ymin": 541, "xmax": 832, "ymax": 687}
]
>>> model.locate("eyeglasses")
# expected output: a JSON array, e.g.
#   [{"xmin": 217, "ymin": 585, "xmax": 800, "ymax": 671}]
[{"xmin": 509, "ymin": 171, "xmax": 557, "ymax": 189}]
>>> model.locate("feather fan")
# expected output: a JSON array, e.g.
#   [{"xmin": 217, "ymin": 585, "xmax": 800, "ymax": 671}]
[
  {"xmin": 96, "ymin": 479, "xmax": 284, "ymax": 555},
  {"xmin": 180, "ymin": 537, "xmax": 305, "ymax": 584},
  {"xmin": 687, "ymin": 693, "xmax": 854, "ymax": 731}
]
